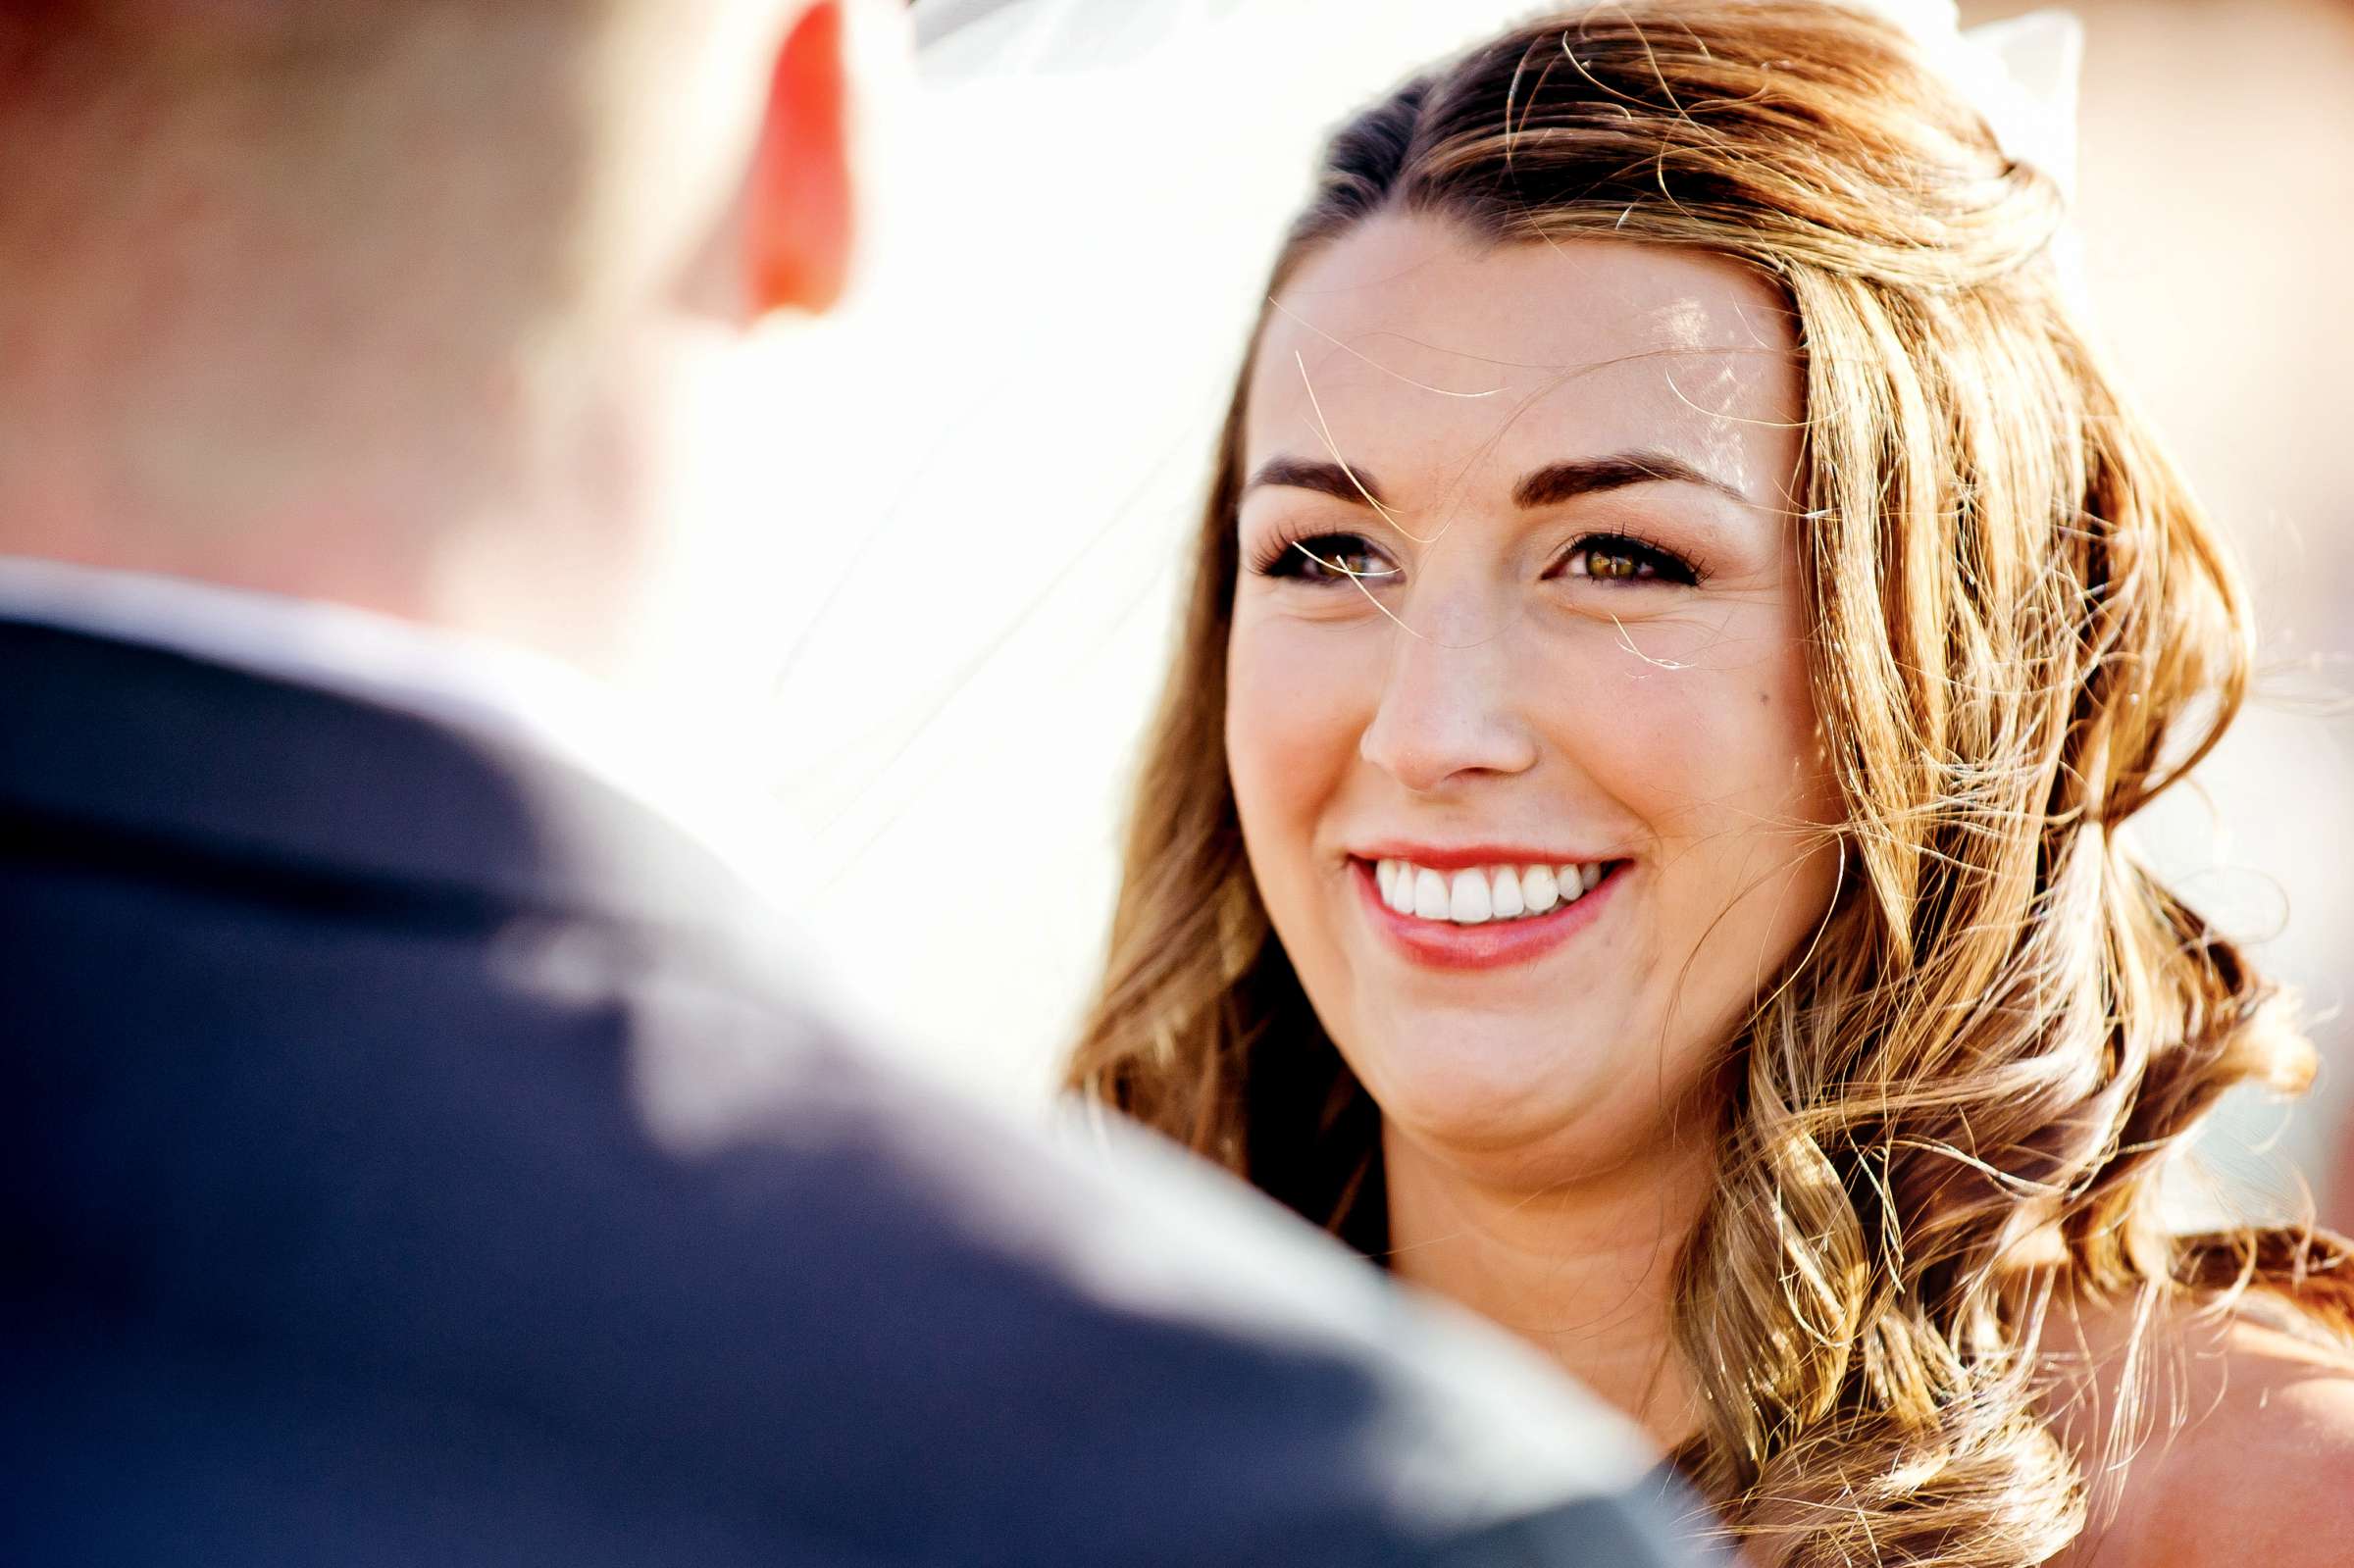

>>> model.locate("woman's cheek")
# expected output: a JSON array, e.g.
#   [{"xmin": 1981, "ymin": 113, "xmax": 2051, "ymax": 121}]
[
  {"xmin": 1572, "ymin": 622, "xmax": 1820, "ymax": 837},
  {"xmin": 1548, "ymin": 640, "xmax": 1730, "ymax": 833},
  {"xmin": 1225, "ymin": 616, "xmax": 1371, "ymax": 833}
]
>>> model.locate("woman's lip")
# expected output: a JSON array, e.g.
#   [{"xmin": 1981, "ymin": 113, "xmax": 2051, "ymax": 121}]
[
  {"xmin": 1353, "ymin": 858, "xmax": 1622, "ymax": 972},
  {"xmin": 1351, "ymin": 843, "xmax": 1610, "ymax": 872}
]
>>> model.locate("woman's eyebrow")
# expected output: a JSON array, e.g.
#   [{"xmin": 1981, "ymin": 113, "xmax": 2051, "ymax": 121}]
[
  {"xmin": 1511, "ymin": 451, "xmax": 1749, "ymax": 508},
  {"xmin": 1245, "ymin": 451, "xmax": 1750, "ymax": 511},
  {"xmin": 1243, "ymin": 456, "xmax": 1388, "ymax": 508}
]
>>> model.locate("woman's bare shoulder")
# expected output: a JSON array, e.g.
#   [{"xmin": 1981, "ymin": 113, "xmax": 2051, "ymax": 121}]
[{"xmin": 2056, "ymin": 1293, "xmax": 2354, "ymax": 1568}]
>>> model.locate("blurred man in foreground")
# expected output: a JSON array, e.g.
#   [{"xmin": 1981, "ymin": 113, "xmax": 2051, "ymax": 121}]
[{"xmin": 0, "ymin": 4, "xmax": 1694, "ymax": 1563}]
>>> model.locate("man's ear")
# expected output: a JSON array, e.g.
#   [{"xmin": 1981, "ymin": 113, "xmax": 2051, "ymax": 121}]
[{"xmin": 744, "ymin": 1, "xmax": 853, "ymax": 318}]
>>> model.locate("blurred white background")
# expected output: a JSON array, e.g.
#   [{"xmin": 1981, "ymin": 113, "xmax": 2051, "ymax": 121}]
[{"xmin": 752, "ymin": 0, "xmax": 2354, "ymax": 1228}]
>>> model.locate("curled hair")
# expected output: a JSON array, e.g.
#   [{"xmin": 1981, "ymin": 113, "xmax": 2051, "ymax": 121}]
[{"xmin": 1067, "ymin": 4, "xmax": 2353, "ymax": 1562}]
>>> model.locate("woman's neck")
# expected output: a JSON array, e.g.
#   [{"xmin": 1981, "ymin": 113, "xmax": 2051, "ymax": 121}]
[{"xmin": 1381, "ymin": 1121, "xmax": 1717, "ymax": 1453}]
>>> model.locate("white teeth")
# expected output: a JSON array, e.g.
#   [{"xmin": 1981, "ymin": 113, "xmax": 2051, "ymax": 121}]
[
  {"xmin": 1490, "ymin": 866, "xmax": 1524, "ymax": 919},
  {"xmin": 1412, "ymin": 868, "xmax": 1451, "ymax": 921},
  {"xmin": 1369, "ymin": 857, "xmax": 1612, "ymax": 926},
  {"xmin": 1449, "ymin": 870, "xmax": 1492, "ymax": 924}
]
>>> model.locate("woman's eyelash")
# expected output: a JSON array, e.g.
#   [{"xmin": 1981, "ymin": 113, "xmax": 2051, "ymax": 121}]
[
  {"xmin": 1553, "ymin": 531, "xmax": 1703, "ymax": 586},
  {"xmin": 1250, "ymin": 531, "xmax": 1398, "ymax": 583},
  {"xmin": 1247, "ymin": 529, "xmax": 1702, "ymax": 586}
]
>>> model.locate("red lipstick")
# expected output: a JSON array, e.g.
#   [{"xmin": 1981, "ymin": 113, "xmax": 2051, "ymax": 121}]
[{"xmin": 1354, "ymin": 857, "xmax": 1621, "ymax": 972}]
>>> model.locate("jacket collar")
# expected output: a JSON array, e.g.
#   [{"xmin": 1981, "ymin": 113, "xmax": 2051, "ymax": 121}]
[{"xmin": 0, "ymin": 617, "xmax": 772, "ymax": 939}]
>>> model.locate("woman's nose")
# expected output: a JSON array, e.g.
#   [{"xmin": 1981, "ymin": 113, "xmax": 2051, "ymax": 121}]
[{"xmin": 1357, "ymin": 612, "xmax": 1541, "ymax": 794}]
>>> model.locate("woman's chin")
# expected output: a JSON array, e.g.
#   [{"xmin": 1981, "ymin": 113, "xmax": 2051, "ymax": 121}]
[{"xmin": 1345, "ymin": 1011, "xmax": 1638, "ymax": 1162}]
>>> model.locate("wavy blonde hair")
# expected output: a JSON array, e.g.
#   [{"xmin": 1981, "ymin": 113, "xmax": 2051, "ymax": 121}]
[{"xmin": 1066, "ymin": 3, "xmax": 2354, "ymax": 1562}]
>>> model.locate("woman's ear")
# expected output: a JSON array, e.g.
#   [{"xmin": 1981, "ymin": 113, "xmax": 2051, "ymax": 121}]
[{"xmin": 743, "ymin": 0, "xmax": 853, "ymax": 318}]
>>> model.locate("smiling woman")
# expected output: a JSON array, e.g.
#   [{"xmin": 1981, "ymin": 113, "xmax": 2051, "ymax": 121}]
[
  {"xmin": 1227, "ymin": 225, "xmax": 1842, "ymax": 1210},
  {"xmin": 1064, "ymin": 3, "xmax": 2354, "ymax": 1565}
]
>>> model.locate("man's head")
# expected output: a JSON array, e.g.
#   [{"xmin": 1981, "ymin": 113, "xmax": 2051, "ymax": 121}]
[{"xmin": 0, "ymin": 0, "xmax": 884, "ymax": 681}]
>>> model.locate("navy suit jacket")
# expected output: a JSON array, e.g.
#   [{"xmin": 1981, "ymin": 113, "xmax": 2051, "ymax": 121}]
[{"xmin": 0, "ymin": 617, "xmax": 1701, "ymax": 1567}]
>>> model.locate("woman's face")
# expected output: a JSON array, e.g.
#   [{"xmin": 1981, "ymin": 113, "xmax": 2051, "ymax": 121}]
[{"xmin": 1227, "ymin": 216, "xmax": 1843, "ymax": 1182}]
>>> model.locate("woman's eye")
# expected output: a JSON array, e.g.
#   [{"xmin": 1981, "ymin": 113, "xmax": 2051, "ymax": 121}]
[
  {"xmin": 1260, "ymin": 532, "xmax": 1397, "ymax": 584},
  {"xmin": 1558, "ymin": 534, "xmax": 1697, "ymax": 585}
]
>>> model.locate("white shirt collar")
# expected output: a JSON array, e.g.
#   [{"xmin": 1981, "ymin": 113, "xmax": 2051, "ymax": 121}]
[
  {"xmin": 0, "ymin": 554, "xmax": 812, "ymax": 921},
  {"xmin": 1, "ymin": 555, "xmax": 633, "ymax": 764}
]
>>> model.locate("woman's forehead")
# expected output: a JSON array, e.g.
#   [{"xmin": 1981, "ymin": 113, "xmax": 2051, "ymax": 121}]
[{"xmin": 1245, "ymin": 215, "xmax": 1804, "ymax": 506}]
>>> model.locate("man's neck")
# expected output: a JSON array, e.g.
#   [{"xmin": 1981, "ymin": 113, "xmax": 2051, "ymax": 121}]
[
  {"xmin": 0, "ymin": 380, "xmax": 642, "ymax": 685},
  {"xmin": 1382, "ymin": 1120, "xmax": 1717, "ymax": 1452},
  {"xmin": 0, "ymin": 529, "xmax": 438, "ymax": 629}
]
